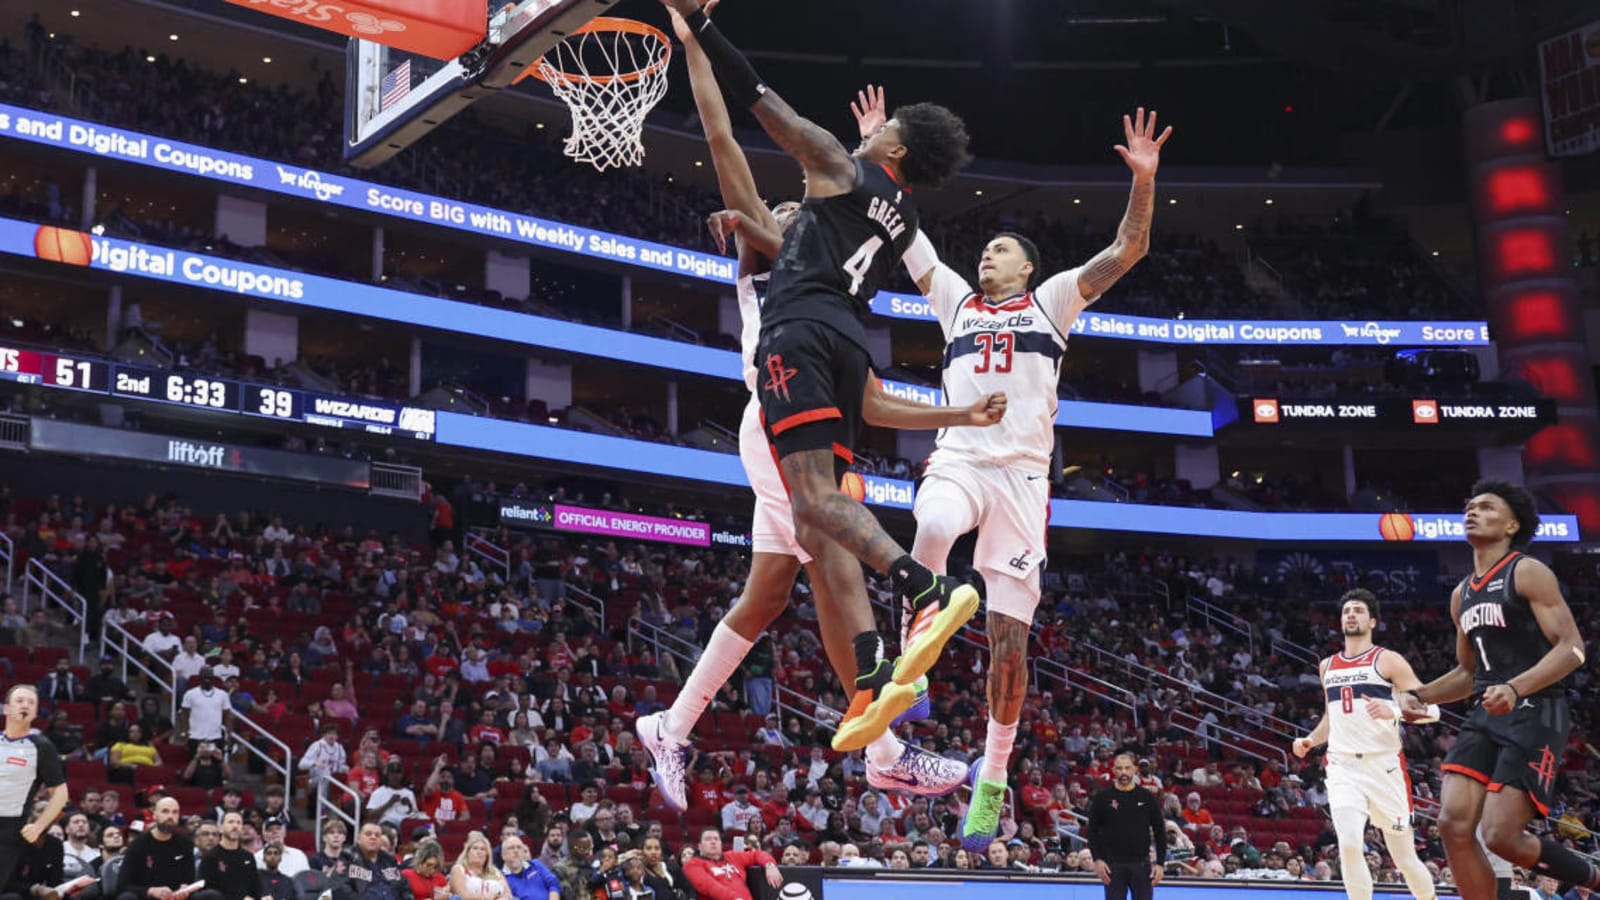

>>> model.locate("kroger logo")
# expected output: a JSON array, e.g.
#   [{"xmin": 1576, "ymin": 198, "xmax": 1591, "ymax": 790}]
[{"xmin": 276, "ymin": 166, "xmax": 346, "ymax": 201}]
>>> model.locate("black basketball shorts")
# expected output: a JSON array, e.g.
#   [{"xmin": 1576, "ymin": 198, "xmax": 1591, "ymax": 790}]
[
  {"xmin": 755, "ymin": 318, "xmax": 867, "ymax": 482},
  {"xmin": 1442, "ymin": 692, "xmax": 1571, "ymax": 816}
]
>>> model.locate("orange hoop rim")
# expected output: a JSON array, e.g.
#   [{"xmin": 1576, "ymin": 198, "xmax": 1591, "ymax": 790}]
[{"xmin": 524, "ymin": 17, "xmax": 672, "ymax": 87}]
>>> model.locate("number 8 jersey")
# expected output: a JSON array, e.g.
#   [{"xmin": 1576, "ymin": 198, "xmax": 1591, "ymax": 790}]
[
  {"xmin": 921, "ymin": 262, "xmax": 1092, "ymax": 474},
  {"xmin": 762, "ymin": 159, "xmax": 918, "ymax": 355},
  {"xmin": 1322, "ymin": 647, "xmax": 1402, "ymax": 755}
]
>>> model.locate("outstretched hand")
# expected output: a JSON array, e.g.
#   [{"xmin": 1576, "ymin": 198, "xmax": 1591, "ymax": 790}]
[
  {"xmin": 706, "ymin": 210, "xmax": 741, "ymax": 255},
  {"xmin": 851, "ymin": 85, "xmax": 887, "ymax": 141},
  {"xmin": 1113, "ymin": 107, "xmax": 1172, "ymax": 180},
  {"xmin": 966, "ymin": 391, "xmax": 1007, "ymax": 426}
]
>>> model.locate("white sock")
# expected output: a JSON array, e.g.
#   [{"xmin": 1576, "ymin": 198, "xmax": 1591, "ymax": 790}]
[
  {"xmin": 865, "ymin": 731, "xmax": 903, "ymax": 769},
  {"xmin": 1383, "ymin": 828, "xmax": 1436, "ymax": 900},
  {"xmin": 662, "ymin": 622, "xmax": 752, "ymax": 741},
  {"xmin": 979, "ymin": 718, "xmax": 1016, "ymax": 784},
  {"xmin": 1333, "ymin": 806, "xmax": 1373, "ymax": 900}
]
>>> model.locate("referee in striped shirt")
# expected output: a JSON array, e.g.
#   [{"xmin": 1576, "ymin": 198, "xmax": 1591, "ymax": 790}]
[{"xmin": 0, "ymin": 685, "xmax": 70, "ymax": 890}]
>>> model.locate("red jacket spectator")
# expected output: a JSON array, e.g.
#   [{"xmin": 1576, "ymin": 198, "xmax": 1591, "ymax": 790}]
[{"xmin": 683, "ymin": 832, "xmax": 775, "ymax": 900}]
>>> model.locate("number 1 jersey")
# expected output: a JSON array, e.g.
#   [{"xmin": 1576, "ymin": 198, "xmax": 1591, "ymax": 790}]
[
  {"xmin": 762, "ymin": 159, "xmax": 918, "ymax": 354},
  {"xmin": 923, "ymin": 262, "xmax": 1091, "ymax": 474}
]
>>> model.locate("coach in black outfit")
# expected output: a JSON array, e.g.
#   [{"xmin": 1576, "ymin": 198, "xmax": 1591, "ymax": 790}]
[
  {"xmin": 197, "ymin": 811, "xmax": 257, "ymax": 900},
  {"xmin": 1088, "ymin": 753, "xmax": 1166, "ymax": 900},
  {"xmin": 117, "ymin": 797, "xmax": 198, "ymax": 900}
]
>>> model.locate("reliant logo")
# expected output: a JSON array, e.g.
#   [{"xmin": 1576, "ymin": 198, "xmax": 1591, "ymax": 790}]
[
  {"xmin": 500, "ymin": 504, "xmax": 552, "ymax": 525},
  {"xmin": 275, "ymin": 166, "xmax": 346, "ymax": 201},
  {"xmin": 711, "ymin": 530, "xmax": 752, "ymax": 547},
  {"xmin": 168, "ymin": 440, "xmax": 227, "ymax": 468}
]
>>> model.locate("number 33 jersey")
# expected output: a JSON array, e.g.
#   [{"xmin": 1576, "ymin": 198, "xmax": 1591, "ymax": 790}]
[
  {"xmin": 763, "ymin": 159, "xmax": 918, "ymax": 356},
  {"xmin": 922, "ymin": 262, "xmax": 1091, "ymax": 474}
]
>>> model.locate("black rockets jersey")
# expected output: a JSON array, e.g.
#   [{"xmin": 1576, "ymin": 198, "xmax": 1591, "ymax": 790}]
[
  {"xmin": 761, "ymin": 158, "xmax": 918, "ymax": 351},
  {"xmin": 1457, "ymin": 551, "xmax": 1557, "ymax": 696}
]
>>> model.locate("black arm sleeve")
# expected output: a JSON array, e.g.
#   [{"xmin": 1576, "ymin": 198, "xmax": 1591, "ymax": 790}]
[
  {"xmin": 1149, "ymin": 792, "xmax": 1167, "ymax": 863},
  {"xmin": 1085, "ymin": 793, "xmax": 1105, "ymax": 860},
  {"xmin": 683, "ymin": 10, "xmax": 767, "ymax": 108}
]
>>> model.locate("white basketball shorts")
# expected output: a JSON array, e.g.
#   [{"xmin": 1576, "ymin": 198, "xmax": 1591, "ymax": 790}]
[
  {"xmin": 1326, "ymin": 750, "xmax": 1415, "ymax": 833},
  {"xmin": 914, "ymin": 456, "xmax": 1048, "ymax": 622},
  {"xmin": 739, "ymin": 397, "xmax": 811, "ymax": 564}
]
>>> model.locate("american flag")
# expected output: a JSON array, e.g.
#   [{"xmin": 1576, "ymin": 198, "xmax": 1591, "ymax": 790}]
[{"xmin": 380, "ymin": 59, "xmax": 412, "ymax": 112}]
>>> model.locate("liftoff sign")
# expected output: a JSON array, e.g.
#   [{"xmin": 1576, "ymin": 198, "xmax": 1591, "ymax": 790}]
[{"xmin": 224, "ymin": 0, "xmax": 486, "ymax": 60}]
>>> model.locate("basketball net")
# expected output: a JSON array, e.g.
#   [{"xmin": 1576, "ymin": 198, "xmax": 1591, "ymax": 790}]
[{"xmin": 527, "ymin": 18, "xmax": 671, "ymax": 172}]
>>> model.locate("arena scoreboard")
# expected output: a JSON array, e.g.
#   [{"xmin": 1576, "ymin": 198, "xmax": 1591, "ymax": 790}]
[{"xmin": 0, "ymin": 343, "xmax": 436, "ymax": 440}]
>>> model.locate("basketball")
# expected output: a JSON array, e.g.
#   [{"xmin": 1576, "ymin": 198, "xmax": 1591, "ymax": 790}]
[
  {"xmin": 1378, "ymin": 512, "xmax": 1415, "ymax": 542},
  {"xmin": 840, "ymin": 471, "xmax": 865, "ymax": 502},
  {"xmin": 778, "ymin": 884, "xmax": 814, "ymax": 900},
  {"xmin": 33, "ymin": 226, "xmax": 93, "ymax": 266}
]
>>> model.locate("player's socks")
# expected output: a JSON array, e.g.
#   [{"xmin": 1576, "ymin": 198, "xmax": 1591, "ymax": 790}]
[
  {"xmin": 978, "ymin": 718, "xmax": 1016, "ymax": 784},
  {"xmin": 1534, "ymin": 837, "xmax": 1600, "ymax": 889},
  {"xmin": 865, "ymin": 730, "xmax": 903, "ymax": 769},
  {"xmin": 662, "ymin": 621, "xmax": 751, "ymax": 741},
  {"xmin": 853, "ymin": 632, "xmax": 885, "ymax": 676}
]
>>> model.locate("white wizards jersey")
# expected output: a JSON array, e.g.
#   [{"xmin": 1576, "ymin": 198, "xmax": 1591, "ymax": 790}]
[
  {"xmin": 737, "ymin": 273, "xmax": 769, "ymax": 392},
  {"xmin": 922, "ymin": 263, "xmax": 1092, "ymax": 473},
  {"xmin": 1322, "ymin": 646, "xmax": 1402, "ymax": 755}
]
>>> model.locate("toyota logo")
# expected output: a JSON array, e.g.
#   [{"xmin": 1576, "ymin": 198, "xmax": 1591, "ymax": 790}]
[
  {"xmin": 345, "ymin": 12, "xmax": 406, "ymax": 34},
  {"xmin": 1252, "ymin": 399, "xmax": 1279, "ymax": 423},
  {"xmin": 1412, "ymin": 400, "xmax": 1438, "ymax": 424}
]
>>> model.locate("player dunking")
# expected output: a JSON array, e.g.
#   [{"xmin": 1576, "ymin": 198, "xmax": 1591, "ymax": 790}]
[
  {"xmin": 852, "ymin": 90, "xmax": 1171, "ymax": 848},
  {"xmin": 635, "ymin": 7, "xmax": 993, "ymax": 808},
  {"xmin": 1403, "ymin": 481, "xmax": 1597, "ymax": 900},
  {"xmin": 657, "ymin": 0, "xmax": 976, "ymax": 752},
  {"xmin": 1291, "ymin": 589, "xmax": 1439, "ymax": 900}
]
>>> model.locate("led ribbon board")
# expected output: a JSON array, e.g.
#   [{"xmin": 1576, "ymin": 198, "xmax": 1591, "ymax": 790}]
[
  {"xmin": 0, "ymin": 103, "xmax": 1489, "ymax": 346},
  {"xmin": 3, "ymin": 219, "xmax": 1213, "ymax": 437}
]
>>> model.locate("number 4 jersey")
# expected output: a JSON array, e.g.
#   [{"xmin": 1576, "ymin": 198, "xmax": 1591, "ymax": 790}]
[
  {"xmin": 762, "ymin": 159, "xmax": 918, "ymax": 355},
  {"xmin": 921, "ymin": 261, "xmax": 1092, "ymax": 474}
]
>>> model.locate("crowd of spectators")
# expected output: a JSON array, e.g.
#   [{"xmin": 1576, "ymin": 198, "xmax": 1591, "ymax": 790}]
[{"xmin": 2, "ymin": 479, "xmax": 1595, "ymax": 899}]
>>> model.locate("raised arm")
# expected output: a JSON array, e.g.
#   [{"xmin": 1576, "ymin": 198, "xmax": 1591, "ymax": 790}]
[
  {"xmin": 861, "ymin": 375, "xmax": 1006, "ymax": 431},
  {"xmin": 706, "ymin": 209, "xmax": 783, "ymax": 261},
  {"xmin": 1076, "ymin": 108, "xmax": 1171, "ymax": 301},
  {"xmin": 662, "ymin": 0, "xmax": 855, "ymax": 196},
  {"xmin": 670, "ymin": 10, "xmax": 771, "ymax": 227}
]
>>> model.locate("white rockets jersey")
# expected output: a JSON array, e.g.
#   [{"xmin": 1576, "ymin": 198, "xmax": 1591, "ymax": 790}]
[
  {"xmin": 923, "ymin": 263, "xmax": 1091, "ymax": 473},
  {"xmin": 737, "ymin": 273, "xmax": 769, "ymax": 392},
  {"xmin": 1321, "ymin": 646, "xmax": 1402, "ymax": 756}
]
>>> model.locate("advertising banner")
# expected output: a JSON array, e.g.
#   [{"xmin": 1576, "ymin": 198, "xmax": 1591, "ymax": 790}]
[
  {"xmin": 1538, "ymin": 21, "xmax": 1600, "ymax": 157},
  {"xmin": 1239, "ymin": 396, "xmax": 1556, "ymax": 429},
  {"xmin": 1256, "ymin": 549, "xmax": 1439, "ymax": 599},
  {"xmin": 552, "ymin": 504, "xmax": 710, "ymax": 547},
  {"xmin": 0, "ymin": 104, "xmax": 1490, "ymax": 346},
  {"xmin": 223, "ymin": 0, "xmax": 486, "ymax": 60},
  {"xmin": 29, "ymin": 419, "xmax": 372, "ymax": 488}
]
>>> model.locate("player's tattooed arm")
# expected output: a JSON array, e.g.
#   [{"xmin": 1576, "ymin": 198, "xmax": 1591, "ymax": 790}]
[
  {"xmin": 986, "ymin": 612, "xmax": 1030, "ymax": 722},
  {"xmin": 1410, "ymin": 586, "xmax": 1477, "ymax": 705},
  {"xmin": 1077, "ymin": 108, "xmax": 1171, "ymax": 302},
  {"xmin": 750, "ymin": 92, "xmax": 857, "ymax": 196}
]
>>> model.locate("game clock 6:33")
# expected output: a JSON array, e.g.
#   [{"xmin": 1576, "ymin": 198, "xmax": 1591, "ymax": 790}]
[{"xmin": 112, "ymin": 366, "xmax": 240, "ymax": 411}]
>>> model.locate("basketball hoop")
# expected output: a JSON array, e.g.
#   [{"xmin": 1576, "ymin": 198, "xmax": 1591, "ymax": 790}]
[{"xmin": 522, "ymin": 17, "xmax": 671, "ymax": 172}]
